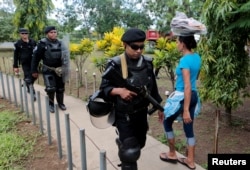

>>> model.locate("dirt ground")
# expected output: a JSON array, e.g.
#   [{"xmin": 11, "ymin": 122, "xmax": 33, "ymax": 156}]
[{"xmin": 0, "ymin": 98, "xmax": 68, "ymax": 170}]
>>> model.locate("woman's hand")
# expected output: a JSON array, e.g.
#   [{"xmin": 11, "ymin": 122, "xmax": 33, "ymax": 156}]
[{"xmin": 183, "ymin": 110, "xmax": 192, "ymax": 124}]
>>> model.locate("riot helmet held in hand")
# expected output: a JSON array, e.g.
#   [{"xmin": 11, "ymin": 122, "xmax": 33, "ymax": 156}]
[
  {"xmin": 86, "ymin": 90, "xmax": 115, "ymax": 129},
  {"xmin": 87, "ymin": 90, "xmax": 113, "ymax": 117}
]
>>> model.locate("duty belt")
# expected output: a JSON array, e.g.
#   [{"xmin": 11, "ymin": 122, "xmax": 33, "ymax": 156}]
[{"xmin": 42, "ymin": 64, "xmax": 62, "ymax": 77}]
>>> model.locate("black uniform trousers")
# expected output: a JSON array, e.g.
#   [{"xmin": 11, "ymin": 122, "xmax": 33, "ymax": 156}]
[
  {"xmin": 43, "ymin": 70, "xmax": 65, "ymax": 106},
  {"xmin": 22, "ymin": 63, "xmax": 36, "ymax": 93},
  {"xmin": 115, "ymin": 108, "xmax": 149, "ymax": 148}
]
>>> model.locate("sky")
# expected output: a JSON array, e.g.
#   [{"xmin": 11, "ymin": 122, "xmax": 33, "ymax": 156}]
[{"xmin": 52, "ymin": 0, "xmax": 64, "ymax": 9}]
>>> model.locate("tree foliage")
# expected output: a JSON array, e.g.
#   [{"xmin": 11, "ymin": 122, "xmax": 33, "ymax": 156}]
[
  {"xmin": 81, "ymin": 0, "xmax": 123, "ymax": 36},
  {"xmin": 59, "ymin": 0, "xmax": 153, "ymax": 36},
  {"xmin": 120, "ymin": 8, "xmax": 152, "ymax": 31},
  {"xmin": 0, "ymin": 10, "xmax": 15, "ymax": 42},
  {"xmin": 55, "ymin": 4, "xmax": 80, "ymax": 33},
  {"xmin": 13, "ymin": 0, "xmax": 54, "ymax": 41},
  {"xmin": 70, "ymin": 38, "xmax": 94, "ymax": 86},
  {"xmin": 198, "ymin": 0, "xmax": 250, "ymax": 124},
  {"xmin": 227, "ymin": 0, "xmax": 250, "ymax": 30},
  {"xmin": 54, "ymin": 0, "xmax": 90, "ymax": 36}
]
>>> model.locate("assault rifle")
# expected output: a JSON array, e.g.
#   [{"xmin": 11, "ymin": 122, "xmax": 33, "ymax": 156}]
[{"xmin": 102, "ymin": 66, "xmax": 164, "ymax": 115}]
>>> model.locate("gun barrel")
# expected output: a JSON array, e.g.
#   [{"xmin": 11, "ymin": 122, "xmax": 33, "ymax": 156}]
[
  {"xmin": 103, "ymin": 65, "xmax": 163, "ymax": 112},
  {"xmin": 145, "ymin": 93, "xmax": 164, "ymax": 111}
]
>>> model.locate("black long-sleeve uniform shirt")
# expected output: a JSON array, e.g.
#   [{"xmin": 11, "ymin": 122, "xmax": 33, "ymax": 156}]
[
  {"xmin": 13, "ymin": 39, "xmax": 36, "ymax": 68},
  {"xmin": 100, "ymin": 54, "xmax": 162, "ymax": 113}
]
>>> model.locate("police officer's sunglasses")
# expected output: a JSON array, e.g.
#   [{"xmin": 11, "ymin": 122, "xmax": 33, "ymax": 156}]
[
  {"xmin": 128, "ymin": 43, "xmax": 145, "ymax": 50},
  {"xmin": 20, "ymin": 33, "xmax": 28, "ymax": 34}
]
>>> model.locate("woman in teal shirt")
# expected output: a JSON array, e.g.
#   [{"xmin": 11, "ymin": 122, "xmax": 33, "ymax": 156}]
[{"xmin": 159, "ymin": 35, "xmax": 201, "ymax": 170}]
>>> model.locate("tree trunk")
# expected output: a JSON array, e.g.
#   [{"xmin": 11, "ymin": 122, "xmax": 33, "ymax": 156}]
[{"xmin": 225, "ymin": 106, "xmax": 232, "ymax": 126}]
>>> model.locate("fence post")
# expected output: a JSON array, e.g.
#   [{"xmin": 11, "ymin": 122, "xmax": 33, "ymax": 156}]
[
  {"xmin": 6, "ymin": 74, "xmax": 11, "ymax": 101},
  {"xmin": 37, "ymin": 91, "xmax": 44, "ymax": 134},
  {"xmin": 23, "ymin": 81, "xmax": 29, "ymax": 117},
  {"xmin": 84, "ymin": 70, "xmax": 88, "ymax": 97},
  {"xmin": 11, "ymin": 75, "xmax": 18, "ymax": 107},
  {"xmin": 45, "ymin": 96, "xmax": 52, "ymax": 145},
  {"xmin": 55, "ymin": 104, "xmax": 63, "ymax": 159},
  {"xmin": 0, "ymin": 72, "xmax": 6, "ymax": 99},
  {"xmin": 80, "ymin": 128, "xmax": 87, "ymax": 170},
  {"xmin": 2, "ymin": 57, "xmax": 7, "ymax": 74},
  {"xmin": 65, "ymin": 113, "xmax": 73, "ymax": 170},
  {"xmin": 100, "ymin": 149, "xmax": 107, "ymax": 170},
  {"xmin": 93, "ymin": 72, "xmax": 96, "ymax": 93},
  {"xmin": 76, "ymin": 68, "xmax": 79, "ymax": 88},
  {"xmin": 19, "ymin": 79, "xmax": 24, "ymax": 112},
  {"xmin": 76, "ymin": 68, "xmax": 79, "ymax": 98},
  {"xmin": 30, "ymin": 84, "xmax": 36, "ymax": 125}
]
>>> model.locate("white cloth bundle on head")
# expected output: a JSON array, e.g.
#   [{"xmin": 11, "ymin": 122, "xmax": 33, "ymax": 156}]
[{"xmin": 170, "ymin": 11, "xmax": 207, "ymax": 36}]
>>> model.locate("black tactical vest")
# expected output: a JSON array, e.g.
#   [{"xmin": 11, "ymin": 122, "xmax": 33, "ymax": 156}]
[
  {"xmin": 110, "ymin": 55, "xmax": 154, "ymax": 112},
  {"xmin": 111, "ymin": 55, "xmax": 153, "ymax": 92},
  {"xmin": 41, "ymin": 38, "xmax": 62, "ymax": 67}
]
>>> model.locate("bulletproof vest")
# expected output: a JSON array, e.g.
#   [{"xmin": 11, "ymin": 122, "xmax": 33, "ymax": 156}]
[
  {"xmin": 127, "ymin": 57, "xmax": 151, "ymax": 89},
  {"xmin": 42, "ymin": 38, "xmax": 62, "ymax": 67},
  {"xmin": 111, "ymin": 55, "xmax": 153, "ymax": 92},
  {"xmin": 111, "ymin": 55, "xmax": 154, "ymax": 112},
  {"xmin": 16, "ymin": 39, "xmax": 36, "ymax": 61}
]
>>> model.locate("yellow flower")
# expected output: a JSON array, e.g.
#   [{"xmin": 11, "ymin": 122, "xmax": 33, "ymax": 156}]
[
  {"xmin": 112, "ymin": 27, "xmax": 125, "ymax": 37},
  {"xmin": 70, "ymin": 43, "xmax": 80, "ymax": 55}
]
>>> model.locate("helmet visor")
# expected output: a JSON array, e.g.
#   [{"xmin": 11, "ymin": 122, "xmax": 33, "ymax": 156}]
[{"xmin": 90, "ymin": 110, "xmax": 115, "ymax": 129}]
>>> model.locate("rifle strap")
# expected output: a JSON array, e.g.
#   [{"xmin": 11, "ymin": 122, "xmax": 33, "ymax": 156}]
[{"xmin": 120, "ymin": 53, "xmax": 128, "ymax": 79}]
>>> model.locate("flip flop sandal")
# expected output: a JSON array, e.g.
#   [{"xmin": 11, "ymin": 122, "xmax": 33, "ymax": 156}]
[
  {"xmin": 178, "ymin": 158, "xmax": 196, "ymax": 170},
  {"xmin": 159, "ymin": 153, "xmax": 178, "ymax": 164}
]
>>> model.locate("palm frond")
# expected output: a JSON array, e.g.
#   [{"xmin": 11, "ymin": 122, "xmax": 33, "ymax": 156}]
[
  {"xmin": 227, "ymin": 16, "xmax": 250, "ymax": 30},
  {"xmin": 238, "ymin": 1, "xmax": 250, "ymax": 13}
]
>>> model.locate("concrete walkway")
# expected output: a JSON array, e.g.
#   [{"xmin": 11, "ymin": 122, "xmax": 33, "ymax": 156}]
[{"xmin": 0, "ymin": 73, "xmax": 205, "ymax": 170}]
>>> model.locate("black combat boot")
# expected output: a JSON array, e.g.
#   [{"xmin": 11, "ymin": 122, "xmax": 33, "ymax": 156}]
[
  {"xmin": 121, "ymin": 162, "xmax": 137, "ymax": 170},
  {"xmin": 31, "ymin": 84, "xmax": 36, "ymax": 101},
  {"xmin": 48, "ymin": 93, "xmax": 55, "ymax": 113},
  {"xmin": 27, "ymin": 84, "xmax": 36, "ymax": 101},
  {"xmin": 33, "ymin": 90, "xmax": 36, "ymax": 101},
  {"xmin": 26, "ymin": 84, "xmax": 30, "ymax": 93},
  {"xmin": 56, "ymin": 93, "xmax": 66, "ymax": 110}
]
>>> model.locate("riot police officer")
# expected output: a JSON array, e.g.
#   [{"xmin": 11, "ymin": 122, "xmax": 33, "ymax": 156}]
[
  {"xmin": 100, "ymin": 28, "xmax": 163, "ymax": 170},
  {"xmin": 31, "ymin": 26, "xmax": 70, "ymax": 113},
  {"xmin": 13, "ymin": 28, "xmax": 37, "ymax": 101}
]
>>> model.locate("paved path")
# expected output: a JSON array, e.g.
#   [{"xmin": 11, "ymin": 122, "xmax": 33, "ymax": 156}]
[{"xmin": 0, "ymin": 73, "xmax": 205, "ymax": 170}]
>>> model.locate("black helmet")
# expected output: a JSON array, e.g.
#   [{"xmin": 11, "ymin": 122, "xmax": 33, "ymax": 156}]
[{"xmin": 86, "ymin": 90, "xmax": 113, "ymax": 117}]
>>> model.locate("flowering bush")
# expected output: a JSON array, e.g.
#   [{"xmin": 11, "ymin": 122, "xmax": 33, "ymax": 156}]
[
  {"xmin": 69, "ymin": 38, "xmax": 94, "ymax": 85},
  {"xmin": 153, "ymin": 37, "xmax": 181, "ymax": 91},
  {"xmin": 93, "ymin": 27, "xmax": 125, "ymax": 72}
]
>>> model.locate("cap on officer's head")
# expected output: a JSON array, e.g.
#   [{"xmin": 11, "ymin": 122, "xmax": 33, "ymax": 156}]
[
  {"xmin": 44, "ymin": 26, "xmax": 56, "ymax": 34},
  {"xmin": 19, "ymin": 28, "xmax": 29, "ymax": 34},
  {"xmin": 121, "ymin": 28, "xmax": 146, "ymax": 43}
]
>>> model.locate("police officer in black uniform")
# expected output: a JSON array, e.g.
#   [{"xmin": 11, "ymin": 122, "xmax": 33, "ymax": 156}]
[
  {"xmin": 100, "ymin": 28, "xmax": 163, "ymax": 170},
  {"xmin": 31, "ymin": 26, "xmax": 69, "ymax": 113},
  {"xmin": 13, "ymin": 28, "xmax": 37, "ymax": 100}
]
